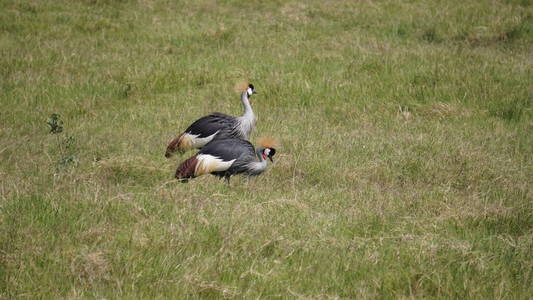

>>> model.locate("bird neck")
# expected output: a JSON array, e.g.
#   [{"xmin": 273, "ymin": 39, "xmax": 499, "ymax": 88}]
[
  {"xmin": 247, "ymin": 151, "xmax": 268, "ymax": 175},
  {"xmin": 255, "ymin": 148, "xmax": 264, "ymax": 161},
  {"xmin": 241, "ymin": 91, "xmax": 254, "ymax": 121}
]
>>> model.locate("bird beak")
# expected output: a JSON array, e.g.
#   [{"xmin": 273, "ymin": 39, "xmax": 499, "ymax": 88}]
[
  {"xmin": 253, "ymin": 90, "xmax": 257, "ymax": 94},
  {"xmin": 269, "ymin": 156, "xmax": 273, "ymax": 163}
]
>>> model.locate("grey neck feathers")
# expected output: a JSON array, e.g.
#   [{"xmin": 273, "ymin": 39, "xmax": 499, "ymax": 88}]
[
  {"xmin": 241, "ymin": 91, "xmax": 254, "ymax": 121},
  {"xmin": 236, "ymin": 91, "xmax": 256, "ymax": 139},
  {"xmin": 248, "ymin": 159, "xmax": 267, "ymax": 175},
  {"xmin": 245, "ymin": 148, "xmax": 267, "ymax": 175}
]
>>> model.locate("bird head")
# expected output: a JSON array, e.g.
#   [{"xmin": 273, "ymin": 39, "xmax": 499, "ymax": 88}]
[
  {"xmin": 261, "ymin": 147, "xmax": 276, "ymax": 162},
  {"xmin": 257, "ymin": 136, "xmax": 278, "ymax": 162},
  {"xmin": 247, "ymin": 84, "xmax": 257, "ymax": 97},
  {"xmin": 235, "ymin": 80, "xmax": 257, "ymax": 98}
]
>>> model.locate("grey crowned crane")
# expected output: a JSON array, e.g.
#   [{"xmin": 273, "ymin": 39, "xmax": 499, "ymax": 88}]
[
  {"xmin": 165, "ymin": 84, "xmax": 257, "ymax": 158},
  {"xmin": 175, "ymin": 137, "xmax": 277, "ymax": 183}
]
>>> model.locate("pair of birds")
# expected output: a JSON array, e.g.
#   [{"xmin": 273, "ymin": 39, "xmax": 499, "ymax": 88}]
[{"xmin": 165, "ymin": 84, "xmax": 276, "ymax": 183}]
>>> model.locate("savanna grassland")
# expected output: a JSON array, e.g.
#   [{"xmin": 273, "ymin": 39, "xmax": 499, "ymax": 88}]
[{"xmin": 1, "ymin": 0, "xmax": 532, "ymax": 298}]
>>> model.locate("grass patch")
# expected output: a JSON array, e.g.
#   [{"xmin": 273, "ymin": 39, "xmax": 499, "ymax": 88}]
[{"xmin": 1, "ymin": 0, "xmax": 532, "ymax": 298}]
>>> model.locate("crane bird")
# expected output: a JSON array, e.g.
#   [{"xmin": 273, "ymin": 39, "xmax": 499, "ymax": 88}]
[
  {"xmin": 175, "ymin": 137, "xmax": 277, "ymax": 184},
  {"xmin": 165, "ymin": 83, "xmax": 257, "ymax": 158}
]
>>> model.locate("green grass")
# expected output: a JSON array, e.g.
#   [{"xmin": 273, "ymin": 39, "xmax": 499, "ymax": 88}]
[{"xmin": 1, "ymin": 0, "xmax": 532, "ymax": 298}]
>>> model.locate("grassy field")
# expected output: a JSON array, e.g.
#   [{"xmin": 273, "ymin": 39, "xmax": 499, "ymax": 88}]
[{"xmin": 1, "ymin": 0, "xmax": 532, "ymax": 298}]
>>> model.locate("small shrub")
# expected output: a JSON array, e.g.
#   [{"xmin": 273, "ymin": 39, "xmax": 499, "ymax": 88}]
[
  {"xmin": 47, "ymin": 113, "xmax": 63, "ymax": 134},
  {"xmin": 46, "ymin": 114, "xmax": 78, "ymax": 170},
  {"xmin": 421, "ymin": 28, "xmax": 440, "ymax": 43}
]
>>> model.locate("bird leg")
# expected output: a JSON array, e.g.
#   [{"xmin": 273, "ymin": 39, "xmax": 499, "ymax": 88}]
[{"xmin": 224, "ymin": 175, "xmax": 231, "ymax": 185}]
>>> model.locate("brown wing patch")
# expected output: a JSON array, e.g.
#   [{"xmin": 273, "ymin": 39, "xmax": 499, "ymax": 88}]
[
  {"xmin": 175, "ymin": 155, "xmax": 198, "ymax": 179},
  {"xmin": 177, "ymin": 134, "xmax": 193, "ymax": 152},
  {"xmin": 195, "ymin": 157, "xmax": 218, "ymax": 176},
  {"xmin": 165, "ymin": 133, "xmax": 193, "ymax": 157}
]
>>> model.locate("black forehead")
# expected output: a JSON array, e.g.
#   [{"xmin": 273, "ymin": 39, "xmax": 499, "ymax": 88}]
[
  {"xmin": 248, "ymin": 84, "xmax": 254, "ymax": 90},
  {"xmin": 267, "ymin": 148, "xmax": 276, "ymax": 156}
]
